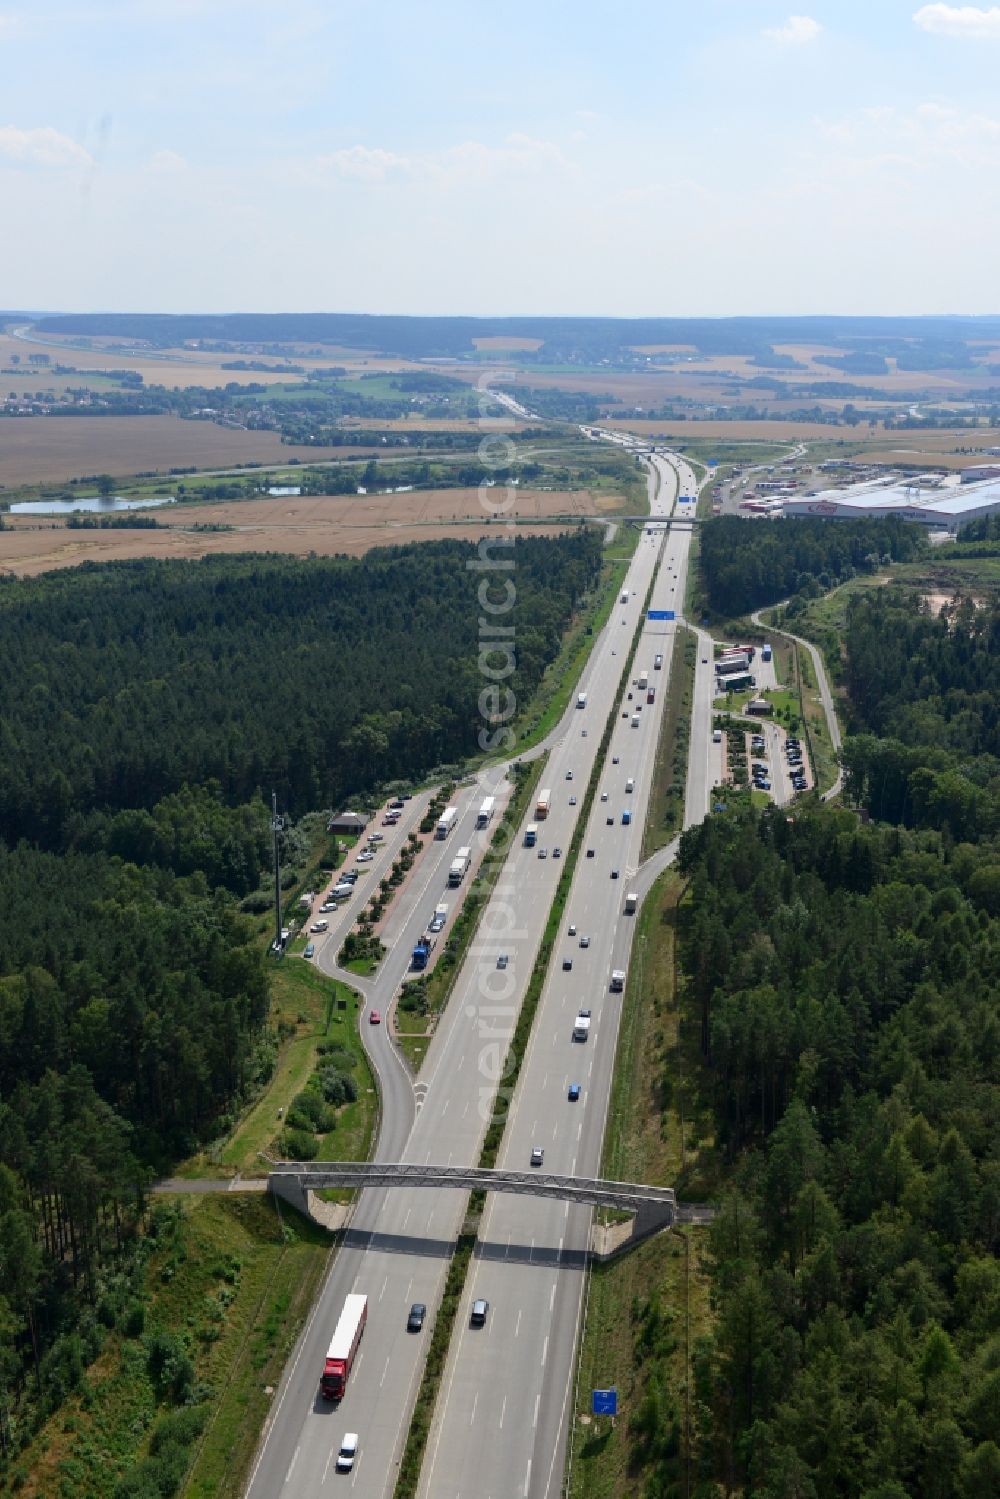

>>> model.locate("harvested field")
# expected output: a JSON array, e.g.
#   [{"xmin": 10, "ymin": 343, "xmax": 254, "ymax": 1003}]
[
  {"xmin": 0, "ymin": 334, "xmax": 306, "ymax": 390},
  {"xmin": 0, "ymin": 522, "xmax": 567, "ymax": 577},
  {"xmin": 0, "ymin": 417, "xmax": 376, "ymax": 487},
  {"xmin": 601, "ymin": 418, "xmax": 1000, "ymax": 447},
  {"xmin": 0, "ymin": 486, "xmax": 598, "ymax": 577},
  {"xmin": 600, "ymin": 418, "xmax": 852, "ymax": 441}
]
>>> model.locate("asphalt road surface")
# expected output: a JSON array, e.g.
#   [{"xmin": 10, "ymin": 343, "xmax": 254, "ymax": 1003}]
[
  {"xmin": 415, "ymin": 453, "xmax": 700, "ymax": 1498},
  {"xmin": 245, "ymin": 458, "xmax": 684, "ymax": 1498}
]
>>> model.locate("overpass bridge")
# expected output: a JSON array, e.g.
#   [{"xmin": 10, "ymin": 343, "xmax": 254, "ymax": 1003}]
[{"xmin": 267, "ymin": 1160, "xmax": 678, "ymax": 1257}]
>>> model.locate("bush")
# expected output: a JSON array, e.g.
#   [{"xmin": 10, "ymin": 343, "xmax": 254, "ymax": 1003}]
[
  {"xmin": 319, "ymin": 1068, "xmax": 358, "ymax": 1107},
  {"xmin": 279, "ymin": 1128, "xmax": 318, "ymax": 1161}
]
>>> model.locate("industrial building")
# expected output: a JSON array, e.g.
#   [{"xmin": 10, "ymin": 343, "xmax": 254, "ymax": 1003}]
[{"xmin": 783, "ymin": 473, "xmax": 1000, "ymax": 532}]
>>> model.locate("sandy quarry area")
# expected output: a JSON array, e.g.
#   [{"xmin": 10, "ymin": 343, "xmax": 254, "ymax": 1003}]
[{"xmin": 0, "ymin": 486, "xmax": 601, "ymax": 577}]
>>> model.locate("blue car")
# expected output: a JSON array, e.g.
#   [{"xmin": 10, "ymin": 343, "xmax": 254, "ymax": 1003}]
[{"xmin": 568, "ymin": 1083, "xmax": 581, "ymax": 1102}]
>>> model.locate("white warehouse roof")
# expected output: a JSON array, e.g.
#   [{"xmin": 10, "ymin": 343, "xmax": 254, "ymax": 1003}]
[{"xmin": 783, "ymin": 474, "xmax": 1000, "ymax": 531}]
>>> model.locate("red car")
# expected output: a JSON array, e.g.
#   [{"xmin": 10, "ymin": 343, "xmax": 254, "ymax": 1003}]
[{"xmin": 369, "ymin": 1009, "xmax": 381, "ymax": 1025}]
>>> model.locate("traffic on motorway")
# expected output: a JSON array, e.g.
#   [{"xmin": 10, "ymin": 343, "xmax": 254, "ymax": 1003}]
[{"xmin": 246, "ymin": 447, "xmax": 709, "ymax": 1499}]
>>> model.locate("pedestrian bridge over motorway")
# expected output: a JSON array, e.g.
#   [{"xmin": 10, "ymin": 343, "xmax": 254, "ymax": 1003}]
[{"xmin": 267, "ymin": 1160, "xmax": 679, "ymax": 1257}]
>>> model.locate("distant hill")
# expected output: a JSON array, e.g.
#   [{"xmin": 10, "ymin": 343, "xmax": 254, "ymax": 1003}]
[{"xmin": 28, "ymin": 311, "xmax": 1000, "ymax": 364}]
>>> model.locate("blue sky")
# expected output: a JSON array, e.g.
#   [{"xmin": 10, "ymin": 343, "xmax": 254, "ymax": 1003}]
[{"xmin": 1, "ymin": 0, "xmax": 999, "ymax": 314}]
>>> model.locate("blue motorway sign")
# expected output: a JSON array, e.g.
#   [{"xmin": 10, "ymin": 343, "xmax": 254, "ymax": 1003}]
[
  {"xmin": 592, "ymin": 1388, "xmax": 618, "ymax": 1416},
  {"xmin": 648, "ymin": 610, "xmax": 675, "ymax": 621}
]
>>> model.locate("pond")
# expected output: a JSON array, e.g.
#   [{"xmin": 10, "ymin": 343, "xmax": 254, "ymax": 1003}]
[{"xmin": 8, "ymin": 494, "xmax": 176, "ymax": 515}]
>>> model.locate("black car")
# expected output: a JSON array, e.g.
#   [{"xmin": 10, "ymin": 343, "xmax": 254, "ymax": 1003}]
[{"xmin": 407, "ymin": 1302, "xmax": 426, "ymax": 1332}]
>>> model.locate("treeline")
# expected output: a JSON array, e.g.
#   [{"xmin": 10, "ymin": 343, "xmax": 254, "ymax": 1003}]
[
  {"xmin": 699, "ymin": 514, "xmax": 925, "ymax": 615},
  {"xmin": 677, "ymin": 805, "xmax": 1000, "ymax": 1498},
  {"xmin": 842, "ymin": 588, "xmax": 1000, "ymax": 841},
  {"xmin": 0, "ymin": 843, "xmax": 270, "ymax": 1451},
  {"xmin": 0, "ymin": 535, "xmax": 601, "ymax": 849}
]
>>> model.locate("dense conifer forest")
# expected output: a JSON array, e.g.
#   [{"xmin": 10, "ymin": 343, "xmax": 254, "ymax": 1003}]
[
  {"xmin": 0, "ymin": 533, "xmax": 601, "ymax": 847},
  {"xmin": 669, "ymin": 578, "xmax": 1000, "ymax": 1497},
  {"xmin": 699, "ymin": 515, "xmax": 924, "ymax": 616},
  {"xmin": 0, "ymin": 532, "xmax": 598, "ymax": 1463},
  {"xmin": 678, "ymin": 805, "xmax": 1000, "ymax": 1498},
  {"xmin": 842, "ymin": 588, "xmax": 1000, "ymax": 843}
]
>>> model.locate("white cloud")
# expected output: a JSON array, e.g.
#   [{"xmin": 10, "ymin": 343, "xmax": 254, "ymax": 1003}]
[
  {"xmin": 913, "ymin": 4, "xmax": 1000, "ymax": 37},
  {"xmin": 147, "ymin": 148, "xmax": 188, "ymax": 173},
  {"xmin": 815, "ymin": 100, "xmax": 1000, "ymax": 172},
  {"xmin": 317, "ymin": 145, "xmax": 411, "ymax": 181},
  {"xmin": 0, "ymin": 13, "xmax": 22, "ymax": 38},
  {"xmin": 0, "ymin": 125, "xmax": 92, "ymax": 167},
  {"xmin": 314, "ymin": 134, "xmax": 570, "ymax": 187},
  {"xmin": 762, "ymin": 14, "xmax": 822, "ymax": 44}
]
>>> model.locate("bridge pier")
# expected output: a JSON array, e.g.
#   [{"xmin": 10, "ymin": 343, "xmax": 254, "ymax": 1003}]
[{"xmin": 589, "ymin": 1200, "xmax": 677, "ymax": 1262}]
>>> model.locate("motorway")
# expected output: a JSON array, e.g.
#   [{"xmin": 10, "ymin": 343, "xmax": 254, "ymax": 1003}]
[
  {"xmin": 415, "ymin": 452, "xmax": 701, "ymax": 1498},
  {"xmin": 246, "ymin": 453, "xmax": 693, "ymax": 1498}
]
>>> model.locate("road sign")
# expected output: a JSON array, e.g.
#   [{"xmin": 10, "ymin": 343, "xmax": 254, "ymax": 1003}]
[
  {"xmin": 593, "ymin": 1388, "xmax": 618, "ymax": 1416},
  {"xmin": 648, "ymin": 610, "xmax": 675, "ymax": 621}
]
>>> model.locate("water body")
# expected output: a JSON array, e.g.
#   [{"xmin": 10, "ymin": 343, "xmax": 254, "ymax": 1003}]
[{"xmin": 9, "ymin": 494, "xmax": 176, "ymax": 515}]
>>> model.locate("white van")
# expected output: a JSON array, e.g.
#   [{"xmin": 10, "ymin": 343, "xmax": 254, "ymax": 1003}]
[
  {"xmin": 625, "ymin": 778, "xmax": 634, "ymax": 793},
  {"xmin": 712, "ymin": 729, "xmax": 722, "ymax": 743}
]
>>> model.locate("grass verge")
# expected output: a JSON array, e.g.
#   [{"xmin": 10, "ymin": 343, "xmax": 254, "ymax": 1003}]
[
  {"xmin": 184, "ymin": 961, "xmax": 375, "ymax": 1179},
  {"xmin": 567, "ymin": 873, "xmax": 722, "ymax": 1499},
  {"xmin": 13, "ymin": 1195, "xmax": 331, "ymax": 1499},
  {"xmin": 642, "ymin": 625, "xmax": 696, "ymax": 857}
]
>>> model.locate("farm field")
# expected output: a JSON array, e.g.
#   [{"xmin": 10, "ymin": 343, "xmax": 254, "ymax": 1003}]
[
  {"xmin": 0, "ymin": 416, "xmax": 376, "ymax": 486},
  {"xmin": 599, "ymin": 417, "xmax": 1000, "ymax": 447},
  {"xmin": 0, "ymin": 485, "xmax": 601, "ymax": 576},
  {"xmin": 0, "ymin": 331, "xmax": 428, "ymax": 387}
]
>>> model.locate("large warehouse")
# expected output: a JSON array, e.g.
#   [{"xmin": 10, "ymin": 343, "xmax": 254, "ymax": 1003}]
[{"xmin": 783, "ymin": 474, "xmax": 1000, "ymax": 532}]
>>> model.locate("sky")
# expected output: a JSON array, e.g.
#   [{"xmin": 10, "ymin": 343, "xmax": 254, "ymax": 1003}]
[{"xmin": 1, "ymin": 0, "xmax": 999, "ymax": 316}]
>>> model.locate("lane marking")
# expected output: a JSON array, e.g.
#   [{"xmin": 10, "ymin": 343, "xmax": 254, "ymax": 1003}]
[
  {"xmin": 515, "ymin": 1308, "xmax": 522, "ymax": 1338},
  {"xmin": 285, "ymin": 1444, "xmax": 300, "ymax": 1485},
  {"xmin": 499, "ymin": 1393, "xmax": 507, "ymax": 1429}
]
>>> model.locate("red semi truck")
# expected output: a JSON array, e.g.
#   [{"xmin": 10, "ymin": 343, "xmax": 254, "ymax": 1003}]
[{"xmin": 321, "ymin": 1293, "xmax": 368, "ymax": 1399}]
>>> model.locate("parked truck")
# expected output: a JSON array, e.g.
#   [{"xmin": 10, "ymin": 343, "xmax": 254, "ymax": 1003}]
[
  {"xmin": 320, "ymin": 1294, "xmax": 368, "ymax": 1400},
  {"xmin": 624, "ymin": 891, "xmax": 638, "ymax": 914},
  {"xmin": 476, "ymin": 796, "xmax": 495, "ymax": 828},
  {"xmin": 721, "ymin": 671, "xmax": 755, "ymax": 692},
  {"xmin": 716, "ymin": 653, "xmax": 750, "ymax": 676},
  {"xmin": 448, "ymin": 846, "xmax": 471, "ymax": 886},
  {"xmin": 436, "ymin": 806, "xmax": 458, "ymax": 839},
  {"xmin": 535, "ymin": 788, "xmax": 551, "ymax": 820},
  {"xmin": 524, "ymin": 822, "xmax": 538, "ymax": 848}
]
